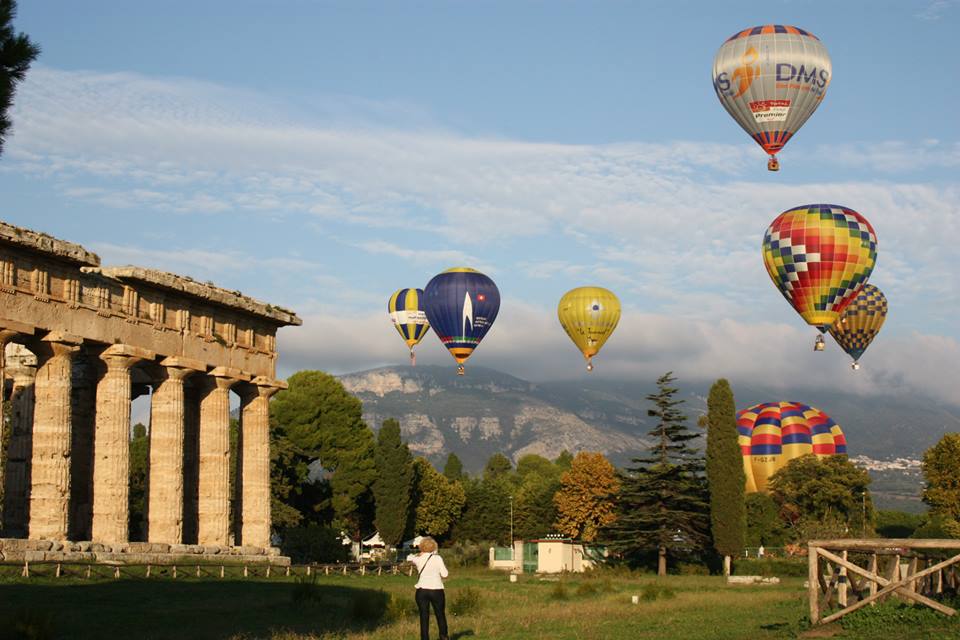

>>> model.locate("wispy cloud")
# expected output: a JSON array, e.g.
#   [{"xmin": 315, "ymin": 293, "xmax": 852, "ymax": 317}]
[{"xmin": 916, "ymin": 0, "xmax": 959, "ymax": 20}]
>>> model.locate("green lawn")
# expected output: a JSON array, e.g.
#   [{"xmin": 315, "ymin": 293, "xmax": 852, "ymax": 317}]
[{"xmin": 1, "ymin": 566, "xmax": 958, "ymax": 639}]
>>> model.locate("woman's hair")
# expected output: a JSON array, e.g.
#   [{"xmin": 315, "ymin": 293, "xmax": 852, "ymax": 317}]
[{"xmin": 419, "ymin": 537, "xmax": 438, "ymax": 553}]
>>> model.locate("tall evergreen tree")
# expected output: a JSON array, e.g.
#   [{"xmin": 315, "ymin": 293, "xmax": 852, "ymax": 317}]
[
  {"xmin": 705, "ymin": 379, "xmax": 745, "ymax": 575},
  {"xmin": 443, "ymin": 452, "xmax": 465, "ymax": 481},
  {"xmin": 608, "ymin": 372, "xmax": 710, "ymax": 575},
  {"xmin": 1, "ymin": 1, "xmax": 40, "ymax": 156},
  {"xmin": 372, "ymin": 419, "xmax": 414, "ymax": 547}
]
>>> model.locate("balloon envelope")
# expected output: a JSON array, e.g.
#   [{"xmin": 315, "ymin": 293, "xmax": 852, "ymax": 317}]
[
  {"xmin": 712, "ymin": 25, "xmax": 831, "ymax": 168},
  {"xmin": 828, "ymin": 284, "xmax": 887, "ymax": 366},
  {"xmin": 423, "ymin": 267, "xmax": 500, "ymax": 372},
  {"xmin": 762, "ymin": 204, "xmax": 878, "ymax": 329},
  {"xmin": 738, "ymin": 401, "xmax": 847, "ymax": 493},
  {"xmin": 557, "ymin": 287, "xmax": 621, "ymax": 370},
  {"xmin": 388, "ymin": 288, "xmax": 430, "ymax": 353}
]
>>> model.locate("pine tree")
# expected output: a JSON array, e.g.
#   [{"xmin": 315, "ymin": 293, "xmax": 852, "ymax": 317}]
[
  {"xmin": 443, "ymin": 452, "xmax": 465, "ymax": 481},
  {"xmin": 608, "ymin": 372, "xmax": 710, "ymax": 575},
  {"xmin": 705, "ymin": 379, "xmax": 745, "ymax": 576},
  {"xmin": 372, "ymin": 419, "xmax": 414, "ymax": 547},
  {"xmin": 1, "ymin": 1, "xmax": 41, "ymax": 156}
]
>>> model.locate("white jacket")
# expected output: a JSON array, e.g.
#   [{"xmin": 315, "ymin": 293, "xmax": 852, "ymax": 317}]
[{"xmin": 407, "ymin": 552, "xmax": 449, "ymax": 589}]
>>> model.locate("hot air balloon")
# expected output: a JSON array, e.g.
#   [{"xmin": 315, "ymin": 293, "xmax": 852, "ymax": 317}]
[
  {"xmin": 828, "ymin": 284, "xmax": 887, "ymax": 371},
  {"xmin": 423, "ymin": 267, "xmax": 500, "ymax": 376},
  {"xmin": 738, "ymin": 401, "xmax": 847, "ymax": 493},
  {"xmin": 712, "ymin": 25, "xmax": 831, "ymax": 171},
  {"xmin": 762, "ymin": 204, "xmax": 877, "ymax": 350},
  {"xmin": 557, "ymin": 287, "xmax": 621, "ymax": 372},
  {"xmin": 388, "ymin": 288, "xmax": 430, "ymax": 365}
]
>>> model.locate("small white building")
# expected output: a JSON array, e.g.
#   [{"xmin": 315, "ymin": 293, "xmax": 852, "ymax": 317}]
[{"xmin": 489, "ymin": 536, "xmax": 602, "ymax": 574}]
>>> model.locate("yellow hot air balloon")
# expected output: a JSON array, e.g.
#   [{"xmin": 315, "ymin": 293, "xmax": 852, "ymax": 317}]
[{"xmin": 557, "ymin": 287, "xmax": 621, "ymax": 371}]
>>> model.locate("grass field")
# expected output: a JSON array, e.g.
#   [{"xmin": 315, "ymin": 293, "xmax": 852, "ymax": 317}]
[{"xmin": 1, "ymin": 565, "xmax": 959, "ymax": 639}]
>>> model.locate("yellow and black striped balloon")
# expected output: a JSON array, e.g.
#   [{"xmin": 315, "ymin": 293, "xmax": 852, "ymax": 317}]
[{"xmin": 388, "ymin": 288, "xmax": 430, "ymax": 365}]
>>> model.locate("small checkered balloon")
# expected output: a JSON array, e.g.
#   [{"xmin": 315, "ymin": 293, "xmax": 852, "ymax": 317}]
[
  {"xmin": 828, "ymin": 284, "xmax": 887, "ymax": 368},
  {"xmin": 762, "ymin": 204, "xmax": 877, "ymax": 331}
]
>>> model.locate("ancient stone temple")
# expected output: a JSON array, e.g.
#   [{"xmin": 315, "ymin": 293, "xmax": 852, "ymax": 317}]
[{"xmin": 0, "ymin": 221, "xmax": 300, "ymax": 564}]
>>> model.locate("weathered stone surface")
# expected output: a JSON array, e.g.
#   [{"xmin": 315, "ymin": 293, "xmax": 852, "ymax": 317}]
[
  {"xmin": 0, "ymin": 222, "xmax": 100, "ymax": 266},
  {"xmin": 198, "ymin": 376, "xmax": 233, "ymax": 546},
  {"xmin": 236, "ymin": 380, "xmax": 283, "ymax": 547}
]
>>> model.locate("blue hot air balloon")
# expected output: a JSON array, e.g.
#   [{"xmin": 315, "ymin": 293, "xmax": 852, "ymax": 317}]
[{"xmin": 423, "ymin": 267, "xmax": 500, "ymax": 375}]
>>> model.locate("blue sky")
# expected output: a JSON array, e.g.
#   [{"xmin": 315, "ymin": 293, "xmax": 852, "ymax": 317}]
[{"xmin": 1, "ymin": 1, "xmax": 958, "ymax": 404}]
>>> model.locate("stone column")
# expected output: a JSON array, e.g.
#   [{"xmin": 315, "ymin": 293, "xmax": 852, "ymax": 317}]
[
  {"xmin": 236, "ymin": 377, "xmax": 286, "ymax": 548},
  {"xmin": 0, "ymin": 320, "xmax": 35, "ymax": 533},
  {"xmin": 90, "ymin": 344, "xmax": 154, "ymax": 543},
  {"xmin": 197, "ymin": 367, "xmax": 248, "ymax": 546},
  {"xmin": 2, "ymin": 348, "xmax": 37, "ymax": 537},
  {"xmin": 28, "ymin": 332, "xmax": 82, "ymax": 540},
  {"xmin": 146, "ymin": 356, "xmax": 204, "ymax": 544},
  {"xmin": 68, "ymin": 351, "xmax": 98, "ymax": 541}
]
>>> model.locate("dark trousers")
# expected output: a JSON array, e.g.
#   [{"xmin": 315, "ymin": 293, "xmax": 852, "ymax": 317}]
[{"xmin": 415, "ymin": 588, "xmax": 448, "ymax": 640}]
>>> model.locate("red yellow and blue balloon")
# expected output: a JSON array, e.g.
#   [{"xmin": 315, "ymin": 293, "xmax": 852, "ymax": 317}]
[
  {"xmin": 762, "ymin": 204, "xmax": 877, "ymax": 349},
  {"xmin": 423, "ymin": 267, "xmax": 500, "ymax": 376},
  {"xmin": 388, "ymin": 288, "xmax": 430, "ymax": 365},
  {"xmin": 828, "ymin": 284, "xmax": 887, "ymax": 371},
  {"xmin": 738, "ymin": 401, "xmax": 847, "ymax": 493}
]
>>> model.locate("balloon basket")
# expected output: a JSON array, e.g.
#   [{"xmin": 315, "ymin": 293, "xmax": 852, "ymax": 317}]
[
  {"xmin": 409, "ymin": 351, "xmax": 416, "ymax": 366},
  {"xmin": 851, "ymin": 361, "xmax": 861, "ymax": 371},
  {"xmin": 767, "ymin": 156, "xmax": 780, "ymax": 172},
  {"xmin": 814, "ymin": 335, "xmax": 825, "ymax": 352},
  {"xmin": 586, "ymin": 359, "xmax": 594, "ymax": 372},
  {"xmin": 457, "ymin": 364, "xmax": 465, "ymax": 376}
]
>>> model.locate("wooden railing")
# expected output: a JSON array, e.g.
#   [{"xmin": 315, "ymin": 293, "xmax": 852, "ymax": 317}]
[{"xmin": 808, "ymin": 539, "xmax": 960, "ymax": 625}]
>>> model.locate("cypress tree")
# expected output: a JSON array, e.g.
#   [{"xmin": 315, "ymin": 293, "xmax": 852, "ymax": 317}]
[
  {"xmin": 705, "ymin": 378, "xmax": 745, "ymax": 576},
  {"xmin": 608, "ymin": 372, "xmax": 710, "ymax": 575},
  {"xmin": 443, "ymin": 452, "xmax": 465, "ymax": 481},
  {"xmin": 372, "ymin": 419, "xmax": 414, "ymax": 547}
]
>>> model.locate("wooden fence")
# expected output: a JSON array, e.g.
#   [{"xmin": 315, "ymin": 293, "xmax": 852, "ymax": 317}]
[
  {"xmin": 0, "ymin": 560, "xmax": 415, "ymax": 581},
  {"xmin": 808, "ymin": 539, "xmax": 960, "ymax": 625}
]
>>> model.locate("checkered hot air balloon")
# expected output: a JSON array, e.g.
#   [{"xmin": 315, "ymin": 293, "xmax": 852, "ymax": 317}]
[
  {"xmin": 423, "ymin": 267, "xmax": 500, "ymax": 376},
  {"xmin": 828, "ymin": 284, "xmax": 887, "ymax": 371},
  {"xmin": 388, "ymin": 288, "xmax": 430, "ymax": 365},
  {"xmin": 762, "ymin": 204, "xmax": 877, "ymax": 350},
  {"xmin": 557, "ymin": 287, "xmax": 621, "ymax": 372},
  {"xmin": 712, "ymin": 25, "xmax": 831, "ymax": 171},
  {"xmin": 737, "ymin": 402, "xmax": 847, "ymax": 493}
]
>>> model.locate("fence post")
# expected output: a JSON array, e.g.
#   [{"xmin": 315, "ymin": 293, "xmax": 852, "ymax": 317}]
[
  {"xmin": 22, "ymin": 560, "xmax": 28, "ymax": 578},
  {"xmin": 56, "ymin": 563, "xmax": 62, "ymax": 578},
  {"xmin": 220, "ymin": 565, "xmax": 225, "ymax": 579},
  {"xmin": 266, "ymin": 565, "xmax": 271, "ymax": 578},
  {"xmin": 839, "ymin": 550, "xmax": 848, "ymax": 607},
  {"xmin": 86, "ymin": 564, "xmax": 92, "ymax": 579},
  {"xmin": 115, "ymin": 566, "xmax": 120, "ymax": 579},
  {"xmin": 244, "ymin": 565, "xmax": 249, "ymax": 578},
  {"xmin": 808, "ymin": 544, "xmax": 820, "ymax": 624}
]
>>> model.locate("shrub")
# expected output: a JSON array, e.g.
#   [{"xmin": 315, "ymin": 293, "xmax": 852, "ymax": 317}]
[
  {"xmin": 640, "ymin": 583, "xmax": 675, "ymax": 602},
  {"xmin": 441, "ymin": 541, "xmax": 491, "ymax": 568},
  {"xmin": 733, "ymin": 557, "xmax": 807, "ymax": 577},
  {"xmin": 840, "ymin": 601, "xmax": 947, "ymax": 633},
  {"xmin": 385, "ymin": 593, "xmax": 418, "ymax": 621},
  {"xmin": 279, "ymin": 526, "xmax": 349, "ymax": 564},
  {"xmin": 450, "ymin": 587, "xmax": 482, "ymax": 616},
  {"xmin": 575, "ymin": 581, "xmax": 599, "ymax": 597},
  {"xmin": 291, "ymin": 573, "xmax": 323, "ymax": 606},
  {"xmin": 677, "ymin": 562, "xmax": 710, "ymax": 576}
]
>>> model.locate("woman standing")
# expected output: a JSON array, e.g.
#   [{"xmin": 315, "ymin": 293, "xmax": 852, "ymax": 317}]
[{"xmin": 407, "ymin": 537, "xmax": 449, "ymax": 640}]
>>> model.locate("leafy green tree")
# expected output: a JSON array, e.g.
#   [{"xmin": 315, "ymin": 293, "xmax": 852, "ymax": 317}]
[
  {"xmin": 875, "ymin": 510, "xmax": 923, "ymax": 539},
  {"xmin": 554, "ymin": 452, "xmax": 620, "ymax": 543},
  {"xmin": 608, "ymin": 372, "xmax": 710, "ymax": 575},
  {"xmin": 1, "ymin": 0, "xmax": 40, "ymax": 156},
  {"xmin": 768, "ymin": 454, "xmax": 874, "ymax": 541},
  {"xmin": 128, "ymin": 423, "xmax": 148, "ymax": 540},
  {"xmin": 452, "ymin": 476, "xmax": 511, "ymax": 544},
  {"xmin": 512, "ymin": 454, "xmax": 563, "ymax": 540},
  {"xmin": 922, "ymin": 433, "xmax": 960, "ymax": 537},
  {"xmin": 705, "ymin": 379, "xmax": 745, "ymax": 575},
  {"xmin": 372, "ymin": 419, "xmax": 414, "ymax": 546},
  {"xmin": 443, "ymin": 452, "xmax": 465, "ymax": 481},
  {"xmin": 484, "ymin": 453, "xmax": 513, "ymax": 479},
  {"xmin": 270, "ymin": 370, "xmax": 376, "ymax": 539},
  {"xmin": 412, "ymin": 458, "xmax": 466, "ymax": 538},
  {"xmin": 554, "ymin": 450, "xmax": 574, "ymax": 470},
  {"xmin": 745, "ymin": 493, "xmax": 788, "ymax": 547}
]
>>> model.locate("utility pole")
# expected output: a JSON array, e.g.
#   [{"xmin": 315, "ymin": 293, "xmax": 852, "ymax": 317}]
[{"xmin": 510, "ymin": 495, "xmax": 514, "ymax": 560}]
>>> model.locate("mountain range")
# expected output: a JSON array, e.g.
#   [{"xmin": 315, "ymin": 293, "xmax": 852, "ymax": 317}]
[{"xmin": 339, "ymin": 365, "xmax": 960, "ymax": 511}]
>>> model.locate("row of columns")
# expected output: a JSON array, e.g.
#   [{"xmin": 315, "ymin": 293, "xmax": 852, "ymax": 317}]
[{"xmin": 0, "ymin": 328, "xmax": 283, "ymax": 548}]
